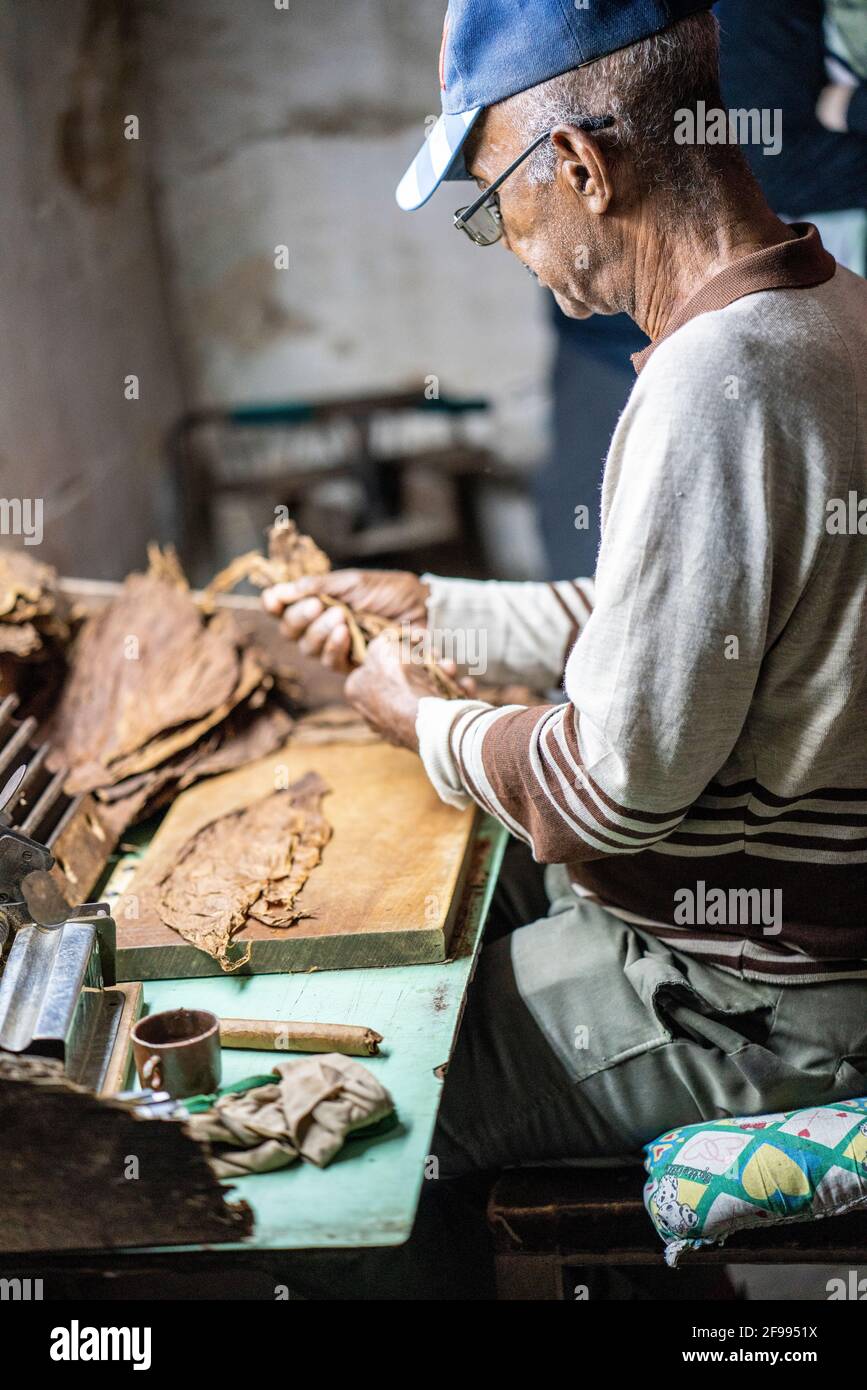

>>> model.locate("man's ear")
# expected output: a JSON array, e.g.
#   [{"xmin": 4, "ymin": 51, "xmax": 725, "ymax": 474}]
[{"xmin": 549, "ymin": 126, "xmax": 613, "ymax": 213}]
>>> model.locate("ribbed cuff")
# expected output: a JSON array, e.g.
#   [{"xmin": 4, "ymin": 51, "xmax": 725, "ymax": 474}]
[
  {"xmin": 421, "ymin": 573, "xmax": 476, "ymax": 635},
  {"xmin": 416, "ymin": 695, "xmax": 490, "ymax": 810}
]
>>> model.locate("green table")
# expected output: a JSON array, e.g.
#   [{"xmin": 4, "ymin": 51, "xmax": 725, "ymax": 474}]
[{"xmin": 105, "ymin": 816, "xmax": 507, "ymax": 1253}]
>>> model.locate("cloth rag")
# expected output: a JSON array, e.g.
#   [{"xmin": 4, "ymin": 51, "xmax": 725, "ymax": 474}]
[{"xmin": 184, "ymin": 1052, "xmax": 394, "ymax": 1177}]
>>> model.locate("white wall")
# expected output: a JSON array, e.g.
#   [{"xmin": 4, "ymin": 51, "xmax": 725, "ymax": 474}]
[
  {"xmin": 139, "ymin": 0, "xmax": 550, "ymax": 468},
  {"xmin": 0, "ymin": 0, "xmax": 185, "ymax": 579}
]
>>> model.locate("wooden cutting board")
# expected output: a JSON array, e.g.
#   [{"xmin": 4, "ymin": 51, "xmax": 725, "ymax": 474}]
[{"xmin": 114, "ymin": 741, "xmax": 477, "ymax": 980}]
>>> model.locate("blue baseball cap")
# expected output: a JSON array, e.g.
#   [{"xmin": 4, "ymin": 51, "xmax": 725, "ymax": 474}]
[{"xmin": 396, "ymin": 0, "xmax": 714, "ymax": 211}]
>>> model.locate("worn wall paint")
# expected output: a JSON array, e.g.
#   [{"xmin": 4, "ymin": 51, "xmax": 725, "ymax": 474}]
[
  {"xmin": 0, "ymin": 0, "xmax": 185, "ymax": 579},
  {"xmin": 138, "ymin": 0, "xmax": 550, "ymax": 472}
]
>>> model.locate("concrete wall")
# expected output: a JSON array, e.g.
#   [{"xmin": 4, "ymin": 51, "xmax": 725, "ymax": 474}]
[
  {"xmin": 0, "ymin": 0, "xmax": 550, "ymax": 581},
  {"xmin": 0, "ymin": 0, "xmax": 185, "ymax": 579},
  {"xmin": 138, "ymin": 0, "xmax": 550, "ymax": 469}
]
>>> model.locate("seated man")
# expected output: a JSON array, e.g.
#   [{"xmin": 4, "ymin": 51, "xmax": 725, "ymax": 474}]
[{"xmin": 265, "ymin": 2, "xmax": 867, "ymax": 1176}]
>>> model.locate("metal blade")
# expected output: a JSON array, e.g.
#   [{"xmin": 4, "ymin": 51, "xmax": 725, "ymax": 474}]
[
  {"xmin": 20, "ymin": 869, "xmax": 72, "ymax": 928},
  {"xmin": 0, "ymin": 763, "xmax": 26, "ymax": 816}
]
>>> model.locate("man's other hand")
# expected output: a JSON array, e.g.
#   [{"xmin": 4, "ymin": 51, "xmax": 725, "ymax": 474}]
[
  {"xmin": 263, "ymin": 569, "xmax": 430, "ymax": 673},
  {"xmin": 344, "ymin": 630, "xmax": 463, "ymax": 750}
]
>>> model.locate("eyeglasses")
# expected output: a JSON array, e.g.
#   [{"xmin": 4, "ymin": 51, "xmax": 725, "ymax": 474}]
[{"xmin": 454, "ymin": 114, "xmax": 615, "ymax": 246}]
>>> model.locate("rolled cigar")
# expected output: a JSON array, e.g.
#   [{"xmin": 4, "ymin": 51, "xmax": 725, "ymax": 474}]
[{"xmin": 218, "ymin": 1018, "xmax": 383, "ymax": 1057}]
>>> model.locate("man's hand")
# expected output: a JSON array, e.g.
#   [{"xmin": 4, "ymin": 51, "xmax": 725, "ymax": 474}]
[
  {"xmin": 263, "ymin": 569, "xmax": 430, "ymax": 673},
  {"xmin": 817, "ymin": 83, "xmax": 854, "ymax": 133},
  {"xmin": 344, "ymin": 630, "xmax": 463, "ymax": 750}
]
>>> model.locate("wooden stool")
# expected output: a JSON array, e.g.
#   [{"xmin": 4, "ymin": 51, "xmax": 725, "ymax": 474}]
[{"xmin": 487, "ymin": 1166, "xmax": 867, "ymax": 1299}]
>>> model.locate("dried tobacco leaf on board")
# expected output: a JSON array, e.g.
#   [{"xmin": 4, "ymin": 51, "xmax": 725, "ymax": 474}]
[
  {"xmin": 175, "ymin": 698, "xmax": 295, "ymax": 787},
  {"xmin": 153, "ymin": 772, "xmax": 331, "ymax": 972},
  {"xmin": 96, "ymin": 696, "xmax": 295, "ymax": 830},
  {"xmin": 291, "ymin": 704, "xmax": 379, "ymax": 746}
]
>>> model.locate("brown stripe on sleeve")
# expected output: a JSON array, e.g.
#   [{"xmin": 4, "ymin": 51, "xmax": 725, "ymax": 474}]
[
  {"xmin": 451, "ymin": 707, "xmax": 534, "ymax": 848},
  {"xmin": 542, "ymin": 717, "xmax": 676, "ymax": 848},
  {"xmin": 568, "ymin": 581, "xmax": 593, "ymax": 618},
  {"xmin": 547, "ymin": 583, "xmax": 582, "ymax": 674},
  {"xmin": 474, "ymin": 704, "xmax": 691, "ymax": 864},
  {"xmin": 560, "ymin": 709, "xmax": 694, "ymax": 823}
]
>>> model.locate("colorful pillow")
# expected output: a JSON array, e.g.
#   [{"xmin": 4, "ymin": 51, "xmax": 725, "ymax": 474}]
[{"xmin": 643, "ymin": 1098, "xmax": 867, "ymax": 1265}]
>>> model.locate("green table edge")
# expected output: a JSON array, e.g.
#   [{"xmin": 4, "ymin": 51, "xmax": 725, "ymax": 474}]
[{"xmin": 110, "ymin": 814, "xmax": 509, "ymax": 1255}]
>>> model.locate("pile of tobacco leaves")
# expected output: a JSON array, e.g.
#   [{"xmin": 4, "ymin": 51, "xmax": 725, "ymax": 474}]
[
  {"xmin": 0, "ymin": 551, "xmax": 72, "ymax": 714},
  {"xmin": 42, "ymin": 545, "xmax": 297, "ymax": 831}
]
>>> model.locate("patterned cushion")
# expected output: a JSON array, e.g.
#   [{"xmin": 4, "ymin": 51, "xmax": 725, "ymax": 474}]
[{"xmin": 643, "ymin": 1098, "xmax": 867, "ymax": 1265}]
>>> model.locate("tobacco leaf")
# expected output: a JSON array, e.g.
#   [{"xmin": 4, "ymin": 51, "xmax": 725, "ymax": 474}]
[
  {"xmin": 94, "ymin": 757, "xmax": 208, "ymax": 840},
  {"xmin": 95, "ymin": 741, "xmax": 209, "ymax": 811},
  {"xmin": 152, "ymin": 772, "xmax": 331, "ymax": 972},
  {"xmin": 0, "ymin": 621, "xmax": 42, "ymax": 657},
  {"xmin": 208, "ymin": 521, "xmax": 464, "ymax": 696},
  {"xmin": 200, "ymin": 551, "xmax": 274, "ymax": 602},
  {"xmin": 175, "ymin": 698, "xmax": 294, "ymax": 787},
  {"xmin": 145, "ymin": 541, "xmax": 188, "ymax": 590},
  {"xmin": 267, "ymin": 520, "xmax": 331, "ymax": 580},
  {"xmin": 103, "ymin": 640, "xmax": 264, "ymax": 783},
  {"xmin": 291, "ymin": 703, "xmax": 380, "ymax": 746},
  {"xmin": 3, "ymin": 597, "xmax": 54, "ymax": 623},
  {"xmin": 203, "ymin": 520, "xmax": 330, "ymax": 605},
  {"xmin": 0, "ymin": 550, "xmax": 53, "ymax": 616},
  {"xmin": 103, "ymin": 695, "xmax": 293, "ymax": 814},
  {"xmin": 104, "ymin": 596, "xmax": 243, "ymax": 765},
  {"xmin": 44, "ymin": 556, "xmax": 257, "ymax": 794},
  {"xmin": 0, "ymin": 550, "xmax": 72, "ymax": 659},
  {"xmin": 41, "ymin": 546, "xmax": 311, "ymax": 832}
]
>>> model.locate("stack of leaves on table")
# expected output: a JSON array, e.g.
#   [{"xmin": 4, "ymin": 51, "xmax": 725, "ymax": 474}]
[
  {"xmin": 0, "ymin": 551, "xmax": 72, "ymax": 712},
  {"xmin": 42, "ymin": 545, "xmax": 296, "ymax": 831}
]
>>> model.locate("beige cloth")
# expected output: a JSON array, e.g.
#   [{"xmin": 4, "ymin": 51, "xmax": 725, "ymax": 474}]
[{"xmin": 184, "ymin": 1053, "xmax": 394, "ymax": 1178}]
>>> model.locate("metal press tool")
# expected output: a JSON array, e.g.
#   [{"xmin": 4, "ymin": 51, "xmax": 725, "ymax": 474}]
[{"xmin": 0, "ymin": 763, "xmax": 123, "ymax": 1087}]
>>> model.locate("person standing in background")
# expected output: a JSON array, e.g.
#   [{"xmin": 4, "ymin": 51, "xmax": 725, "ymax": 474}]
[
  {"xmin": 816, "ymin": 1, "xmax": 867, "ymax": 142},
  {"xmin": 722, "ymin": 0, "xmax": 867, "ymax": 273},
  {"xmin": 537, "ymin": 0, "xmax": 867, "ymax": 580},
  {"xmin": 535, "ymin": 282, "xmax": 647, "ymax": 581}
]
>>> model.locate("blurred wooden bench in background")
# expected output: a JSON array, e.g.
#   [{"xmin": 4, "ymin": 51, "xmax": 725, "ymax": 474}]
[{"xmin": 488, "ymin": 1165, "xmax": 867, "ymax": 1299}]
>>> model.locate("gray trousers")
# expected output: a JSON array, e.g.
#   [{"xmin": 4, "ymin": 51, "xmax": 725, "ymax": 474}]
[
  {"xmin": 269, "ymin": 847, "xmax": 867, "ymax": 1298},
  {"xmin": 433, "ymin": 850, "xmax": 867, "ymax": 1176}
]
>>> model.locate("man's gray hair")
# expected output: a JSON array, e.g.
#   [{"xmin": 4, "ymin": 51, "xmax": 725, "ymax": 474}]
[{"xmin": 510, "ymin": 11, "xmax": 746, "ymax": 205}]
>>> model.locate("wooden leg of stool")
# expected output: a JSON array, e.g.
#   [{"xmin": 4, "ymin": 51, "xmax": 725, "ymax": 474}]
[{"xmin": 495, "ymin": 1253, "xmax": 565, "ymax": 1300}]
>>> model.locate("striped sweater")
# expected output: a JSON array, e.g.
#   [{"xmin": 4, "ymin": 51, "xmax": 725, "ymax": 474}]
[{"xmin": 417, "ymin": 225, "xmax": 867, "ymax": 984}]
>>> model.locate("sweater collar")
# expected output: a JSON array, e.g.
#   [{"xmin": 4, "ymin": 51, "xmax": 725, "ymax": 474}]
[{"xmin": 631, "ymin": 223, "xmax": 836, "ymax": 375}]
